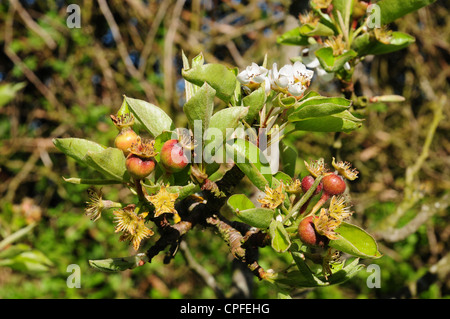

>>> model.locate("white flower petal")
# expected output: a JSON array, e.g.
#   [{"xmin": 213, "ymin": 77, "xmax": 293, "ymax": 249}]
[
  {"xmin": 288, "ymin": 83, "xmax": 306, "ymax": 96},
  {"xmin": 237, "ymin": 71, "xmax": 250, "ymax": 84}
]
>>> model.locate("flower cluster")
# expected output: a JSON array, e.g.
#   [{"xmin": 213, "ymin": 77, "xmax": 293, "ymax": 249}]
[
  {"xmin": 313, "ymin": 195, "xmax": 353, "ymax": 240},
  {"xmin": 258, "ymin": 183, "xmax": 285, "ymax": 209},
  {"xmin": 237, "ymin": 61, "xmax": 314, "ymax": 98},
  {"xmin": 113, "ymin": 205, "xmax": 154, "ymax": 250}
]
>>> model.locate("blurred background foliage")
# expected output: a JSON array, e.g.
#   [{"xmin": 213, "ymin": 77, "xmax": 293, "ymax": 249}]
[{"xmin": 0, "ymin": 0, "xmax": 448, "ymax": 299}]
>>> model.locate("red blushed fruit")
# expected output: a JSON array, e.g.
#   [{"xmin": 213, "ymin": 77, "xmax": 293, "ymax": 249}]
[
  {"xmin": 297, "ymin": 216, "xmax": 329, "ymax": 248},
  {"xmin": 126, "ymin": 154, "xmax": 156, "ymax": 179},
  {"xmin": 115, "ymin": 129, "xmax": 138, "ymax": 155},
  {"xmin": 322, "ymin": 173, "xmax": 346, "ymax": 195},
  {"xmin": 301, "ymin": 175, "xmax": 323, "ymax": 195},
  {"xmin": 160, "ymin": 139, "xmax": 188, "ymax": 173}
]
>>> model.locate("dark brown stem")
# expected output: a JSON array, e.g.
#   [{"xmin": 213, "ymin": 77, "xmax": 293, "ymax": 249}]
[
  {"xmin": 205, "ymin": 214, "xmax": 272, "ymax": 281},
  {"xmin": 134, "ymin": 178, "xmax": 145, "ymax": 201}
]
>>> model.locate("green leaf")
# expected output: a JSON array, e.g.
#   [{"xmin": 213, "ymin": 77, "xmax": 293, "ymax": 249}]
[
  {"xmin": 182, "ymin": 51, "xmax": 204, "ymax": 102},
  {"xmin": 0, "ymin": 224, "xmax": 36, "ymax": 251},
  {"xmin": 273, "ymin": 171, "xmax": 293, "ymax": 185},
  {"xmin": 288, "ymin": 96, "xmax": 352, "ymax": 121},
  {"xmin": 290, "ymin": 250, "xmax": 326, "ymax": 286},
  {"xmin": 204, "ymin": 107, "xmax": 249, "ymax": 161},
  {"xmin": 315, "ymin": 47, "xmax": 357, "ymax": 72},
  {"xmin": 352, "ymin": 32, "xmax": 415, "ymax": 56},
  {"xmin": 182, "ymin": 63, "xmax": 237, "ymax": 103},
  {"xmin": 236, "ymin": 208, "xmax": 275, "ymax": 229},
  {"xmin": 242, "ymin": 85, "xmax": 266, "ymax": 124},
  {"xmin": 377, "ymin": 0, "xmax": 436, "ymax": 25},
  {"xmin": 225, "ymin": 138, "xmax": 272, "ymax": 191},
  {"xmin": 332, "ymin": 0, "xmax": 354, "ymax": 18},
  {"xmin": 329, "ymin": 222, "xmax": 382, "ymax": 259},
  {"xmin": 277, "ymin": 27, "xmax": 310, "ymax": 46},
  {"xmin": 53, "ymin": 138, "xmax": 106, "ymax": 166},
  {"xmin": 293, "ymin": 110, "xmax": 363, "ymax": 133},
  {"xmin": 227, "ymin": 194, "xmax": 255, "ymax": 212},
  {"xmin": 84, "ymin": 147, "xmax": 128, "ymax": 181},
  {"xmin": 299, "ymin": 23, "xmax": 335, "ymax": 37},
  {"xmin": 279, "ymin": 142, "xmax": 298, "ymax": 178},
  {"xmin": 269, "ymin": 220, "xmax": 291, "ymax": 253},
  {"xmin": 125, "ymin": 96, "xmax": 175, "ymax": 137},
  {"xmin": 327, "ymin": 257, "xmax": 365, "ymax": 285},
  {"xmin": 0, "ymin": 249, "xmax": 53, "ymax": 273},
  {"xmin": 183, "ymin": 82, "xmax": 215, "ymax": 134},
  {"xmin": 89, "ymin": 254, "xmax": 148, "ymax": 272}
]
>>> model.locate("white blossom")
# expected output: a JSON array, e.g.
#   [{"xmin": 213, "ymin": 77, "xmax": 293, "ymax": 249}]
[
  {"xmin": 237, "ymin": 63, "xmax": 268, "ymax": 85},
  {"xmin": 269, "ymin": 61, "xmax": 314, "ymax": 96}
]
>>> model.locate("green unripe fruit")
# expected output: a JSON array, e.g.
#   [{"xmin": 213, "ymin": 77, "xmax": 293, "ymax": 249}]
[
  {"xmin": 126, "ymin": 154, "xmax": 156, "ymax": 179},
  {"xmin": 160, "ymin": 139, "xmax": 189, "ymax": 173},
  {"xmin": 297, "ymin": 216, "xmax": 329, "ymax": 248}
]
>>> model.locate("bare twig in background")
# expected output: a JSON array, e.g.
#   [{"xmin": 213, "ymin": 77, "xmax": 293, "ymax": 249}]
[
  {"xmin": 179, "ymin": 240, "xmax": 225, "ymax": 299},
  {"xmin": 10, "ymin": 0, "xmax": 57, "ymax": 50},
  {"xmin": 97, "ymin": 0, "xmax": 157, "ymax": 104},
  {"xmin": 374, "ymin": 193, "xmax": 449, "ymax": 242},
  {"xmin": 164, "ymin": 0, "xmax": 186, "ymax": 109}
]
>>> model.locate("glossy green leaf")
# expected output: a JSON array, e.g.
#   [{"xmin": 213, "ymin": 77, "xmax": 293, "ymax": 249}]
[
  {"xmin": 269, "ymin": 220, "xmax": 291, "ymax": 253},
  {"xmin": 288, "ymin": 96, "xmax": 352, "ymax": 121},
  {"xmin": 377, "ymin": 0, "xmax": 436, "ymax": 25},
  {"xmin": 84, "ymin": 147, "xmax": 128, "ymax": 181},
  {"xmin": 183, "ymin": 82, "xmax": 215, "ymax": 133},
  {"xmin": 125, "ymin": 96, "xmax": 174, "ymax": 137},
  {"xmin": 225, "ymin": 138, "xmax": 272, "ymax": 191},
  {"xmin": 53, "ymin": 138, "xmax": 106, "ymax": 166},
  {"xmin": 242, "ymin": 85, "xmax": 266, "ymax": 124},
  {"xmin": 315, "ymin": 47, "xmax": 357, "ymax": 72},
  {"xmin": 89, "ymin": 254, "xmax": 148, "ymax": 272},
  {"xmin": 329, "ymin": 222, "xmax": 382, "ymax": 259},
  {"xmin": 227, "ymin": 194, "xmax": 255, "ymax": 212},
  {"xmin": 352, "ymin": 32, "xmax": 415, "ymax": 56},
  {"xmin": 236, "ymin": 208, "xmax": 275, "ymax": 229},
  {"xmin": 277, "ymin": 27, "xmax": 310, "ymax": 46},
  {"xmin": 182, "ymin": 63, "xmax": 237, "ymax": 103}
]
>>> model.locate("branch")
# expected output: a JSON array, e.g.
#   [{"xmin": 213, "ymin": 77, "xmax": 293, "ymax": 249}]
[{"xmin": 179, "ymin": 240, "xmax": 225, "ymax": 299}]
